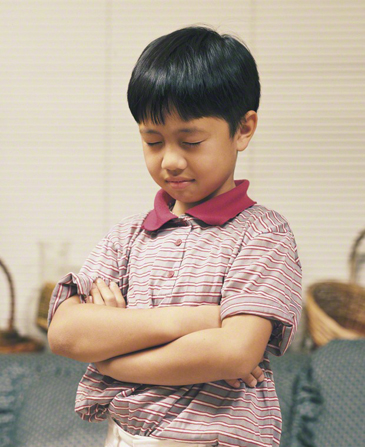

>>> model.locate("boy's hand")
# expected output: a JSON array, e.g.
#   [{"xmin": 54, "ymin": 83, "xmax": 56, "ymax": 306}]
[
  {"xmin": 225, "ymin": 363, "xmax": 265, "ymax": 388},
  {"xmin": 87, "ymin": 278, "xmax": 126, "ymax": 308}
]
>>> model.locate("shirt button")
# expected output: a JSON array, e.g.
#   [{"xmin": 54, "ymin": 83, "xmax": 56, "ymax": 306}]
[
  {"xmin": 167, "ymin": 271, "xmax": 174, "ymax": 278},
  {"xmin": 175, "ymin": 239, "xmax": 182, "ymax": 246}
]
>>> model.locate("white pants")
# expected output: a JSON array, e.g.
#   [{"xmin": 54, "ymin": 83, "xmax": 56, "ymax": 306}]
[{"xmin": 105, "ymin": 417, "xmax": 213, "ymax": 447}]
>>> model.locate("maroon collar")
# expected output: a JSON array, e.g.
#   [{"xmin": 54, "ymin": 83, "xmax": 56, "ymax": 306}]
[{"xmin": 142, "ymin": 179, "xmax": 256, "ymax": 231}]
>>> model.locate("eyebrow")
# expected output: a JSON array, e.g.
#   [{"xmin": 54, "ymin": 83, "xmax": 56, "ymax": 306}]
[{"xmin": 139, "ymin": 127, "xmax": 207, "ymax": 135}]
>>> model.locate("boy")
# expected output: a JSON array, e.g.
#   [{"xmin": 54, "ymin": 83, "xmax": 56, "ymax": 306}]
[{"xmin": 48, "ymin": 26, "xmax": 302, "ymax": 447}]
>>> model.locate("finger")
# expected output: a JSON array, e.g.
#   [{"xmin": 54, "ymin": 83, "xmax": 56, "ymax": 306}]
[
  {"xmin": 90, "ymin": 282, "xmax": 105, "ymax": 305},
  {"xmin": 251, "ymin": 365, "xmax": 265, "ymax": 383},
  {"xmin": 110, "ymin": 281, "xmax": 126, "ymax": 308},
  {"xmin": 241, "ymin": 374, "xmax": 257, "ymax": 388},
  {"xmin": 225, "ymin": 379, "xmax": 241, "ymax": 389},
  {"xmin": 96, "ymin": 278, "xmax": 117, "ymax": 307}
]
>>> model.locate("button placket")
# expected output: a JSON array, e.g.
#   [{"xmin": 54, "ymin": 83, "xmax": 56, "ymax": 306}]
[{"xmin": 164, "ymin": 226, "xmax": 190, "ymax": 282}]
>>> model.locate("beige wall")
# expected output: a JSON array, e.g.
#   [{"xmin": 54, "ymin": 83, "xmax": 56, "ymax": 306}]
[{"xmin": 1, "ymin": 1, "xmax": 364, "ymax": 345}]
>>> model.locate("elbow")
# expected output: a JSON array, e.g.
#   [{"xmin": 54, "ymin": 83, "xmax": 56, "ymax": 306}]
[
  {"xmin": 48, "ymin": 322, "xmax": 95, "ymax": 362},
  {"xmin": 47, "ymin": 321, "xmax": 66, "ymax": 355},
  {"xmin": 47, "ymin": 320, "xmax": 77, "ymax": 359}
]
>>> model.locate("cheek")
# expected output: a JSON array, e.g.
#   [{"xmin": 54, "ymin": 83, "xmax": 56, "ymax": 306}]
[
  {"xmin": 196, "ymin": 150, "xmax": 231, "ymax": 170},
  {"xmin": 143, "ymin": 153, "xmax": 160, "ymax": 177}
]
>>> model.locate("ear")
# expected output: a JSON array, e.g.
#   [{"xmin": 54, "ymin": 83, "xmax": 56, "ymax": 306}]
[{"xmin": 235, "ymin": 111, "xmax": 258, "ymax": 152}]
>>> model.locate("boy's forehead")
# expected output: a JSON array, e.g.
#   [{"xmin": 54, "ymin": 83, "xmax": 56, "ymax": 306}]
[
  {"xmin": 139, "ymin": 125, "xmax": 207, "ymax": 135},
  {"xmin": 138, "ymin": 115, "xmax": 227, "ymax": 135}
]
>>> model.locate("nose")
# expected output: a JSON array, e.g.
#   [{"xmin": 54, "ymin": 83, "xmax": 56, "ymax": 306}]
[{"xmin": 161, "ymin": 146, "xmax": 187, "ymax": 172}]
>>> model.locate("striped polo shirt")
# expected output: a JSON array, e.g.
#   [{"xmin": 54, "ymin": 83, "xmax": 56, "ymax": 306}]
[{"xmin": 48, "ymin": 179, "xmax": 302, "ymax": 447}]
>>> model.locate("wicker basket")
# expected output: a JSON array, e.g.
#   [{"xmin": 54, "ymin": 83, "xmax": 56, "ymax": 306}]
[
  {"xmin": 0, "ymin": 258, "xmax": 44, "ymax": 353},
  {"xmin": 305, "ymin": 230, "xmax": 365, "ymax": 347}
]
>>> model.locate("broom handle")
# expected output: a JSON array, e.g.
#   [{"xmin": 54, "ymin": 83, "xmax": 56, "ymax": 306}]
[{"xmin": 0, "ymin": 259, "xmax": 15, "ymax": 332}]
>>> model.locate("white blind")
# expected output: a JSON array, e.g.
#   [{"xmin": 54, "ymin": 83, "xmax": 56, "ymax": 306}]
[
  {"xmin": 1, "ymin": 0, "xmax": 364, "ymax": 346},
  {"xmin": 248, "ymin": 0, "xmax": 365, "ymax": 284}
]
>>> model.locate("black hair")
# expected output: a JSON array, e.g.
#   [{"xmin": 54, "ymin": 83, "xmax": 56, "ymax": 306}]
[{"xmin": 127, "ymin": 26, "xmax": 260, "ymax": 138}]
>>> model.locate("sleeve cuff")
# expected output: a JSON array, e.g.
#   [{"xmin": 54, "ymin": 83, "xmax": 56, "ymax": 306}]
[
  {"xmin": 221, "ymin": 297, "xmax": 297, "ymax": 356},
  {"xmin": 47, "ymin": 272, "xmax": 94, "ymax": 327}
]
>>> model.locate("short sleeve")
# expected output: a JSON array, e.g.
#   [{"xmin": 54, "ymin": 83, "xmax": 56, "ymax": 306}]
[
  {"xmin": 47, "ymin": 235, "xmax": 120, "ymax": 326},
  {"xmin": 220, "ymin": 213, "xmax": 302, "ymax": 356}
]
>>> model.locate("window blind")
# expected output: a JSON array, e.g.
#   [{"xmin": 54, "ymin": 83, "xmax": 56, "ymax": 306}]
[{"xmin": 1, "ymin": 0, "xmax": 364, "ymax": 346}]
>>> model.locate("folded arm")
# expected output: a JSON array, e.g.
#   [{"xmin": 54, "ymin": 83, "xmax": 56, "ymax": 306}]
[
  {"xmin": 48, "ymin": 279, "xmax": 221, "ymax": 363},
  {"xmin": 96, "ymin": 313, "xmax": 273, "ymax": 386}
]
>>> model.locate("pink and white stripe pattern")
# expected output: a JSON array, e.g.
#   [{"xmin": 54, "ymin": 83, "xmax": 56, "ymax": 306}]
[{"xmin": 48, "ymin": 180, "xmax": 302, "ymax": 447}]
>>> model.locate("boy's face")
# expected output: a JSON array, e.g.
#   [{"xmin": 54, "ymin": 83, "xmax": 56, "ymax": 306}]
[{"xmin": 139, "ymin": 111, "xmax": 257, "ymax": 216}]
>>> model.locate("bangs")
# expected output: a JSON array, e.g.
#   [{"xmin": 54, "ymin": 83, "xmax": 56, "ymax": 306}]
[{"xmin": 128, "ymin": 76, "xmax": 228, "ymax": 127}]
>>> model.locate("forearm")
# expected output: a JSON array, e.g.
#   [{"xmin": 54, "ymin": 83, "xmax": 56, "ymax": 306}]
[
  {"xmin": 97, "ymin": 315, "xmax": 273, "ymax": 386},
  {"xmin": 48, "ymin": 297, "xmax": 221, "ymax": 363},
  {"xmin": 97, "ymin": 328, "xmax": 253, "ymax": 385}
]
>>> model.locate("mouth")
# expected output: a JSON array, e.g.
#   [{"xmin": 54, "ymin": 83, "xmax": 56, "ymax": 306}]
[{"xmin": 166, "ymin": 179, "xmax": 194, "ymax": 189}]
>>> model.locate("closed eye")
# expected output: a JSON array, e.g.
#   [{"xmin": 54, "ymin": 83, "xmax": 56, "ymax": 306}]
[
  {"xmin": 145, "ymin": 142, "xmax": 162, "ymax": 146},
  {"xmin": 183, "ymin": 141, "xmax": 203, "ymax": 146}
]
